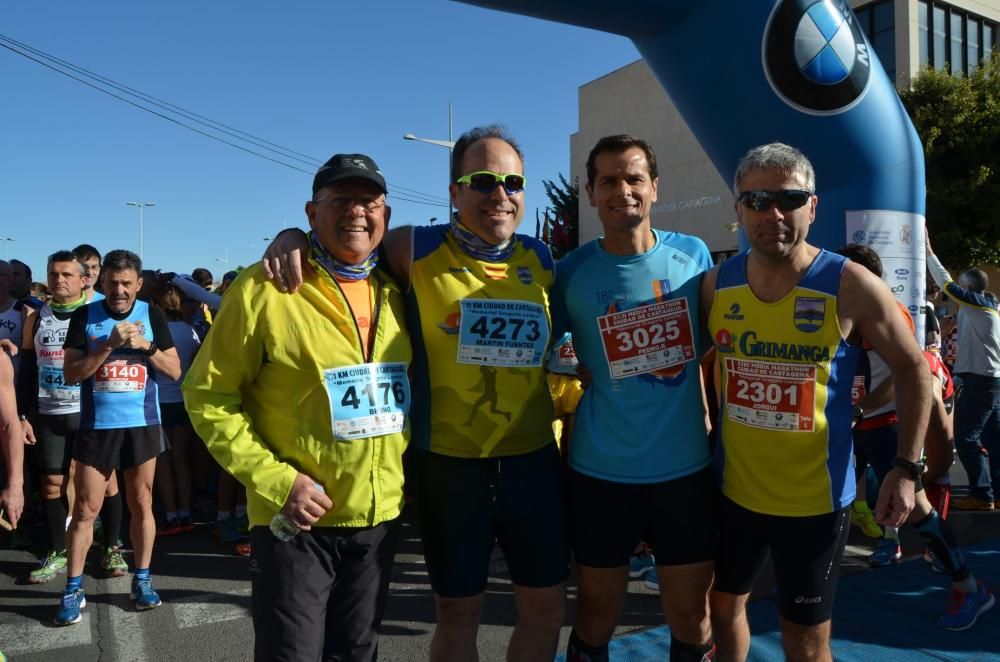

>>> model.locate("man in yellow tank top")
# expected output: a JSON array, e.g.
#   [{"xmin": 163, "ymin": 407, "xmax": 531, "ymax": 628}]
[
  {"xmin": 261, "ymin": 127, "xmax": 568, "ymax": 662},
  {"xmin": 701, "ymin": 143, "xmax": 933, "ymax": 662}
]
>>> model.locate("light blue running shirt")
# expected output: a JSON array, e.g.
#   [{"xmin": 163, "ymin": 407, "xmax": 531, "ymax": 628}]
[{"xmin": 551, "ymin": 229, "xmax": 712, "ymax": 483}]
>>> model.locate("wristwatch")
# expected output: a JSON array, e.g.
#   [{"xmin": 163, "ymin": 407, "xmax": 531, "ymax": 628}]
[
  {"xmin": 144, "ymin": 341, "xmax": 158, "ymax": 357},
  {"xmin": 891, "ymin": 457, "xmax": 925, "ymax": 480}
]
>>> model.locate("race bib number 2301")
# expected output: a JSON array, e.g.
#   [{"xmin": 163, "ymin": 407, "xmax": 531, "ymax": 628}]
[{"xmin": 725, "ymin": 358, "xmax": 816, "ymax": 431}]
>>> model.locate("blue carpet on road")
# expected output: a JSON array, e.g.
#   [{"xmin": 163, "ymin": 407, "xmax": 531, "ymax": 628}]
[{"xmin": 557, "ymin": 539, "xmax": 1000, "ymax": 661}]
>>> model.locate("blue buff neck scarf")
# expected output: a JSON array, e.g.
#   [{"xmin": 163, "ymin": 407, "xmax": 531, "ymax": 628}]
[
  {"xmin": 309, "ymin": 230, "xmax": 377, "ymax": 281},
  {"xmin": 449, "ymin": 214, "xmax": 515, "ymax": 262}
]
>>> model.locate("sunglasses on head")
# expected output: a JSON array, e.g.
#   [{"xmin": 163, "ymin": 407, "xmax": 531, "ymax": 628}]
[
  {"xmin": 456, "ymin": 170, "xmax": 526, "ymax": 194},
  {"xmin": 738, "ymin": 189, "xmax": 813, "ymax": 212}
]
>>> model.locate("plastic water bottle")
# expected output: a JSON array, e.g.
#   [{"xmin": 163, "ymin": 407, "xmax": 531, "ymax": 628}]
[{"xmin": 269, "ymin": 482, "xmax": 324, "ymax": 541}]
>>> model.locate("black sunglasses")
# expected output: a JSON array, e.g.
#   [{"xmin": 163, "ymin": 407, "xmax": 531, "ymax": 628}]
[{"xmin": 738, "ymin": 189, "xmax": 813, "ymax": 212}]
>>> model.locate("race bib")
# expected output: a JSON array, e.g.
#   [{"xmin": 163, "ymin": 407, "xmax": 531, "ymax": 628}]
[
  {"xmin": 324, "ymin": 362, "xmax": 410, "ymax": 441},
  {"xmin": 94, "ymin": 358, "xmax": 147, "ymax": 393},
  {"xmin": 39, "ymin": 365, "xmax": 79, "ymax": 401},
  {"xmin": 557, "ymin": 341, "xmax": 577, "ymax": 367},
  {"xmin": 725, "ymin": 358, "xmax": 816, "ymax": 431},
  {"xmin": 851, "ymin": 375, "xmax": 866, "ymax": 405},
  {"xmin": 597, "ymin": 298, "xmax": 696, "ymax": 379},
  {"xmin": 457, "ymin": 299, "xmax": 548, "ymax": 367}
]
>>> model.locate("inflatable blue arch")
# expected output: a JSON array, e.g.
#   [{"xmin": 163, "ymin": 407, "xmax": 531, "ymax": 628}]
[{"xmin": 457, "ymin": 0, "xmax": 928, "ymax": 340}]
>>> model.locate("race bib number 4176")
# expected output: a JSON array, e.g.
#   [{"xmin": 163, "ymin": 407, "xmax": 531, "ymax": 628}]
[{"xmin": 324, "ymin": 362, "xmax": 410, "ymax": 441}]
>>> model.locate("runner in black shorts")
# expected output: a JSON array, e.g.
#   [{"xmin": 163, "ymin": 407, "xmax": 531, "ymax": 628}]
[
  {"xmin": 552, "ymin": 136, "xmax": 717, "ymax": 662},
  {"xmin": 17, "ymin": 251, "xmax": 129, "ymax": 584},
  {"xmin": 55, "ymin": 250, "xmax": 180, "ymax": 626},
  {"xmin": 702, "ymin": 144, "xmax": 932, "ymax": 661},
  {"xmin": 714, "ymin": 498, "xmax": 850, "ymax": 625},
  {"xmin": 414, "ymin": 444, "xmax": 568, "ymax": 598}
]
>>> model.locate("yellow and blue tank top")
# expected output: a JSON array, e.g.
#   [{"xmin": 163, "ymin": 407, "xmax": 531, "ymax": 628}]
[
  {"xmin": 80, "ymin": 300, "xmax": 161, "ymax": 430},
  {"xmin": 709, "ymin": 250, "xmax": 860, "ymax": 516},
  {"xmin": 408, "ymin": 225, "xmax": 555, "ymax": 458}
]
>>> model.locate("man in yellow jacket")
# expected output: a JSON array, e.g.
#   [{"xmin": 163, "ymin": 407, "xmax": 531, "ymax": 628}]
[{"xmin": 183, "ymin": 153, "xmax": 411, "ymax": 662}]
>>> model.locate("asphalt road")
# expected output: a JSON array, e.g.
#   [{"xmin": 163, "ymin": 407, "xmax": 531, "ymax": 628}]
[{"xmin": 2, "ymin": 463, "xmax": 998, "ymax": 661}]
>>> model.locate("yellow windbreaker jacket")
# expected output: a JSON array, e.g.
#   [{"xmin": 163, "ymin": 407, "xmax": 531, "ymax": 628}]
[{"xmin": 183, "ymin": 260, "xmax": 411, "ymax": 528}]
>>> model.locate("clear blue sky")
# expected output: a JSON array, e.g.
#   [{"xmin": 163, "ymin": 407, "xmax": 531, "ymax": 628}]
[{"xmin": 0, "ymin": 1, "xmax": 639, "ymax": 282}]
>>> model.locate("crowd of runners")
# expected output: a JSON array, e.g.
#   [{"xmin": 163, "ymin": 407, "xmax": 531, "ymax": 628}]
[{"xmin": 0, "ymin": 127, "xmax": 996, "ymax": 662}]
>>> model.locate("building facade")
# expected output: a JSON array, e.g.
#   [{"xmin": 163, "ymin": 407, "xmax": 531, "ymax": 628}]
[{"xmin": 570, "ymin": 0, "xmax": 999, "ymax": 256}]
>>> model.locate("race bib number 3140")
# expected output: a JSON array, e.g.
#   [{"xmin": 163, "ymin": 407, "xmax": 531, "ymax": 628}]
[{"xmin": 324, "ymin": 362, "xmax": 410, "ymax": 441}]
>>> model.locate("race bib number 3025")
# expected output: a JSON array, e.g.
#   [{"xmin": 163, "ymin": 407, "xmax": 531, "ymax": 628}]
[
  {"xmin": 597, "ymin": 298, "xmax": 695, "ymax": 379},
  {"xmin": 457, "ymin": 299, "xmax": 548, "ymax": 367},
  {"xmin": 324, "ymin": 362, "xmax": 410, "ymax": 441},
  {"xmin": 725, "ymin": 358, "xmax": 816, "ymax": 431}
]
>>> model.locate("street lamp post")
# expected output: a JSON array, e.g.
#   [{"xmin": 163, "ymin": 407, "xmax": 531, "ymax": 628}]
[
  {"xmin": 0, "ymin": 237, "xmax": 14, "ymax": 260},
  {"xmin": 126, "ymin": 201, "xmax": 155, "ymax": 259},
  {"xmin": 403, "ymin": 101, "xmax": 456, "ymax": 218},
  {"xmin": 216, "ymin": 248, "xmax": 229, "ymax": 271}
]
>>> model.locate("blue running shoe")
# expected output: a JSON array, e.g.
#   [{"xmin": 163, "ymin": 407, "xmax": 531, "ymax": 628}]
[
  {"xmin": 131, "ymin": 576, "xmax": 162, "ymax": 611},
  {"xmin": 937, "ymin": 580, "xmax": 995, "ymax": 631},
  {"xmin": 54, "ymin": 588, "xmax": 86, "ymax": 626},
  {"xmin": 214, "ymin": 517, "xmax": 248, "ymax": 543},
  {"xmin": 629, "ymin": 553, "xmax": 655, "ymax": 579},
  {"xmin": 869, "ymin": 539, "xmax": 902, "ymax": 567}
]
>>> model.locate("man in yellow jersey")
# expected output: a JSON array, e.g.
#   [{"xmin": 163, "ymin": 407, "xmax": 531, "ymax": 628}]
[
  {"xmin": 184, "ymin": 153, "xmax": 412, "ymax": 662},
  {"xmin": 262, "ymin": 126, "xmax": 568, "ymax": 662},
  {"xmin": 701, "ymin": 143, "xmax": 932, "ymax": 662}
]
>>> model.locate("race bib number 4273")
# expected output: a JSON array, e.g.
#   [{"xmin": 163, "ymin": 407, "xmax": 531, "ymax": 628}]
[
  {"xmin": 597, "ymin": 298, "xmax": 695, "ymax": 379},
  {"xmin": 457, "ymin": 299, "xmax": 548, "ymax": 367},
  {"xmin": 725, "ymin": 358, "xmax": 816, "ymax": 431}
]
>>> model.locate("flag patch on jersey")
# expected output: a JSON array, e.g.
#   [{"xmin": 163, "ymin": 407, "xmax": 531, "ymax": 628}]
[
  {"xmin": 483, "ymin": 264, "xmax": 508, "ymax": 280},
  {"xmin": 793, "ymin": 297, "xmax": 826, "ymax": 333}
]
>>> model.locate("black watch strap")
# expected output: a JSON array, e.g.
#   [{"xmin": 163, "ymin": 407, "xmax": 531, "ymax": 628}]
[
  {"xmin": 891, "ymin": 457, "xmax": 925, "ymax": 480},
  {"xmin": 145, "ymin": 341, "xmax": 158, "ymax": 357}
]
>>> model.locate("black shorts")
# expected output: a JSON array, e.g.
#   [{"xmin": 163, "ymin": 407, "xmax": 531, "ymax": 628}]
[
  {"xmin": 568, "ymin": 466, "xmax": 718, "ymax": 568},
  {"xmin": 250, "ymin": 519, "xmax": 400, "ymax": 662},
  {"xmin": 159, "ymin": 401, "xmax": 191, "ymax": 428},
  {"xmin": 413, "ymin": 444, "xmax": 570, "ymax": 598},
  {"xmin": 73, "ymin": 425, "xmax": 167, "ymax": 472},
  {"xmin": 714, "ymin": 497, "xmax": 850, "ymax": 626},
  {"xmin": 31, "ymin": 412, "xmax": 80, "ymax": 475}
]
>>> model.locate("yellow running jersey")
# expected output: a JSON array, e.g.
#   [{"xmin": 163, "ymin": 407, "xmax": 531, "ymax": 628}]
[
  {"xmin": 709, "ymin": 250, "xmax": 861, "ymax": 516},
  {"xmin": 408, "ymin": 225, "xmax": 555, "ymax": 458}
]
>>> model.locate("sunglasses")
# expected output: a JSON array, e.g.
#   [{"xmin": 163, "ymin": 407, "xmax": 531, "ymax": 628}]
[
  {"xmin": 456, "ymin": 170, "xmax": 526, "ymax": 194},
  {"xmin": 738, "ymin": 189, "xmax": 813, "ymax": 212}
]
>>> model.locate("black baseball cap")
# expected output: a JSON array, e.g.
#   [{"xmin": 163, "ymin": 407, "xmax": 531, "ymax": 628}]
[{"xmin": 312, "ymin": 153, "xmax": 387, "ymax": 196}]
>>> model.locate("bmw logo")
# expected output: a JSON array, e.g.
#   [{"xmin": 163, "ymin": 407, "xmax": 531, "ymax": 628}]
[
  {"xmin": 852, "ymin": 230, "xmax": 866, "ymax": 243},
  {"xmin": 763, "ymin": 0, "xmax": 872, "ymax": 115}
]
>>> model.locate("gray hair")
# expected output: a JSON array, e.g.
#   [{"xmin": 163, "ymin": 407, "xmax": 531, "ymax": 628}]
[
  {"xmin": 47, "ymin": 250, "xmax": 88, "ymax": 277},
  {"xmin": 733, "ymin": 142, "xmax": 815, "ymax": 194},
  {"xmin": 960, "ymin": 268, "xmax": 989, "ymax": 292}
]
